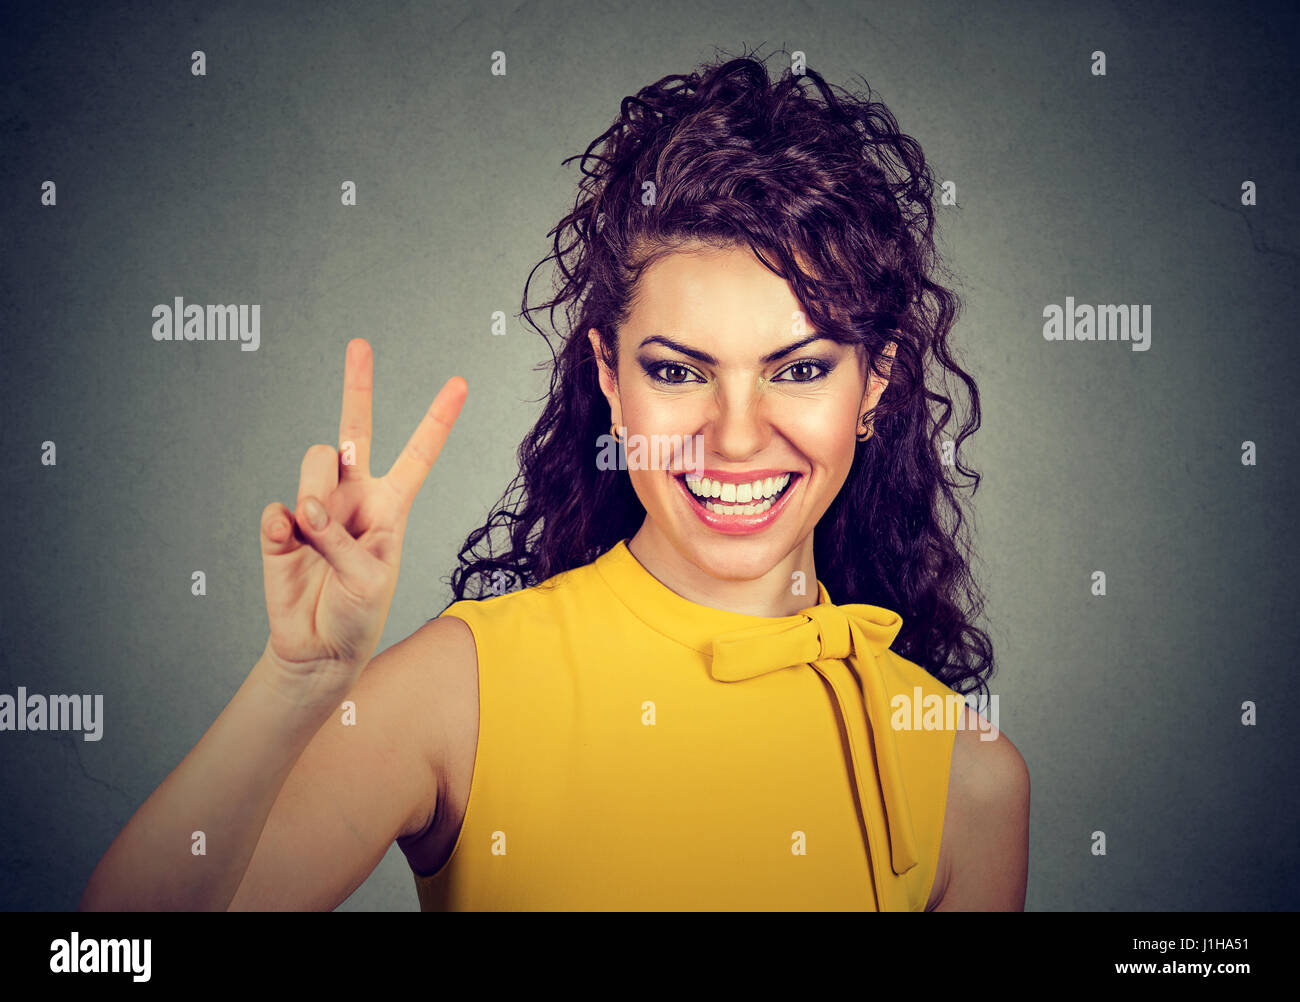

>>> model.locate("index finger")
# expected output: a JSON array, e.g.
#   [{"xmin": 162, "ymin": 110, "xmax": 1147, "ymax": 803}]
[
  {"xmin": 338, "ymin": 338, "xmax": 373, "ymax": 479},
  {"xmin": 383, "ymin": 375, "xmax": 468, "ymax": 506}
]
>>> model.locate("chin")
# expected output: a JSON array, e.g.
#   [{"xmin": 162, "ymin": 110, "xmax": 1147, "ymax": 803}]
[{"xmin": 683, "ymin": 536, "xmax": 797, "ymax": 582}]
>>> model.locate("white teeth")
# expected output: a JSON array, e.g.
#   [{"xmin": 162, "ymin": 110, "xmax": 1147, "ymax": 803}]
[
  {"xmin": 682, "ymin": 472, "xmax": 795, "ymax": 514},
  {"xmin": 705, "ymin": 499, "xmax": 772, "ymax": 515},
  {"xmin": 683, "ymin": 473, "xmax": 793, "ymax": 502}
]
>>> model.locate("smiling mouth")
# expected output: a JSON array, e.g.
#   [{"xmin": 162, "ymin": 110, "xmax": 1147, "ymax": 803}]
[{"xmin": 675, "ymin": 471, "xmax": 801, "ymax": 516}]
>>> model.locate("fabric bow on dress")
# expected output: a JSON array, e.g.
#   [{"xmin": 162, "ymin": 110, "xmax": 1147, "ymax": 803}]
[{"xmin": 709, "ymin": 601, "xmax": 919, "ymax": 911}]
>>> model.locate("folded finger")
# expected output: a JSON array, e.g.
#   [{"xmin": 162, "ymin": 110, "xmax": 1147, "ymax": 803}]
[
  {"xmin": 298, "ymin": 444, "xmax": 340, "ymax": 508},
  {"xmin": 293, "ymin": 495, "xmax": 383, "ymax": 599},
  {"xmin": 260, "ymin": 501, "xmax": 302, "ymax": 557}
]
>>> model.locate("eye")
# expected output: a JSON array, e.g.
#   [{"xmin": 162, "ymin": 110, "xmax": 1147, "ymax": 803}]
[
  {"xmin": 646, "ymin": 362, "xmax": 703, "ymax": 385},
  {"xmin": 774, "ymin": 359, "xmax": 833, "ymax": 383}
]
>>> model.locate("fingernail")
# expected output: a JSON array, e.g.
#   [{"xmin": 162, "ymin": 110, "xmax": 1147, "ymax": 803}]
[{"xmin": 304, "ymin": 498, "xmax": 327, "ymax": 530}]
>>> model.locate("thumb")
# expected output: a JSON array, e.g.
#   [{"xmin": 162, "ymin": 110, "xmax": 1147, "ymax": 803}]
[{"xmin": 292, "ymin": 495, "xmax": 383, "ymax": 598}]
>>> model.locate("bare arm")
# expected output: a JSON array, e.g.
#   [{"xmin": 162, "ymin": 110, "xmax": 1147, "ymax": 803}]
[
  {"xmin": 81, "ymin": 618, "xmax": 468, "ymax": 913},
  {"xmin": 227, "ymin": 617, "xmax": 473, "ymax": 911},
  {"xmin": 80, "ymin": 647, "xmax": 342, "ymax": 911},
  {"xmin": 929, "ymin": 705, "xmax": 1030, "ymax": 911},
  {"xmin": 80, "ymin": 338, "xmax": 468, "ymax": 911}
]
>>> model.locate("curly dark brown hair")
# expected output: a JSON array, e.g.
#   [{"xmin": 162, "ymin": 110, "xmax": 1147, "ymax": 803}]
[{"xmin": 442, "ymin": 48, "xmax": 994, "ymax": 701}]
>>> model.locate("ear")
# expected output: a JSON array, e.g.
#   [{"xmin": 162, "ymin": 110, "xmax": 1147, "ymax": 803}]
[
  {"xmin": 860, "ymin": 339, "xmax": 896, "ymax": 415},
  {"xmin": 587, "ymin": 327, "xmax": 621, "ymax": 421}
]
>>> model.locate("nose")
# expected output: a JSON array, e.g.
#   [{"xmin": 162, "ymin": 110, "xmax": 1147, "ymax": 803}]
[{"xmin": 707, "ymin": 378, "xmax": 770, "ymax": 462}]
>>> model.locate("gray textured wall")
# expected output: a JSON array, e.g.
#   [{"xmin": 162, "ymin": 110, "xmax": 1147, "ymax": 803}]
[{"xmin": 1, "ymin": 0, "xmax": 1296, "ymax": 911}]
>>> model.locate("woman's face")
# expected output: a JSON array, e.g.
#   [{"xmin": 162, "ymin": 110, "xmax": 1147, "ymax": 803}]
[{"xmin": 589, "ymin": 242, "xmax": 893, "ymax": 581}]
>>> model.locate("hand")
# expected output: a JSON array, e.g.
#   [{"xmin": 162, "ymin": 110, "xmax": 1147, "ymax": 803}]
[{"xmin": 258, "ymin": 338, "xmax": 467, "ymax": 700}]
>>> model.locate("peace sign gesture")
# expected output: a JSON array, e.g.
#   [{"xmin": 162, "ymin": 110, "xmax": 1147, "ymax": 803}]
[{"xmin": 258, "ymin": 338, "xmax": 467, "ymax": 700}]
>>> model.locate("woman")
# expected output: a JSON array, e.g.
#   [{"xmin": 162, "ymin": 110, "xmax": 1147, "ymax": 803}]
[{"xmin": 81, "ymin": 54, "xmax": 1027, "ymax": 912}]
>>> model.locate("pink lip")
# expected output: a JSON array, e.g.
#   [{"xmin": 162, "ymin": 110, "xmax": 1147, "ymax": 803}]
[{"xmin": 672, "ymin": 471, "xmax": 803, "ymax": 536}]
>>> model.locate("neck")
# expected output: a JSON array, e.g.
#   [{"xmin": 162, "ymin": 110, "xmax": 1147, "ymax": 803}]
[{"xmin": 625, "ymin": 519, "xmax": 818, "ymax": 618}]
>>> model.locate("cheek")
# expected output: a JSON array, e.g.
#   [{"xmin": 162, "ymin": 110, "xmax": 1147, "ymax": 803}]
[
  {"xmin": 781, "ymin": 401, "xmax": 859, "ymax": 470},
  {"xmin": 621, "ymin": 391, "xmax": 698, "ymax": 433},
  {"xmin": 618, "ymin": 395, "xmax": 696, "ymax": 511},
  {"xmin": 617, "ymin": 384, "xmax": 860, "ymax": 477}
]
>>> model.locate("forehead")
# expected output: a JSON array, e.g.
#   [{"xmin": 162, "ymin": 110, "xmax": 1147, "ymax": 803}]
[{"xmin": 623, "ymin": 244, "xmax": 808, "ymax": 344}]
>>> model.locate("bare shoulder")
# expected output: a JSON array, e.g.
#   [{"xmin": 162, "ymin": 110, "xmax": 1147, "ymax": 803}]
[
  {"xmin": 397, "ymin": 613, "xmax": 478, "ymax": 694},
  {"xmin": 926, "ymin": 704, "xmax": 1030, "ymax": 911},
  {"xmin": 360, "ymin": 614, "xmax": 478, "ymax": 839},
  {"xmin": 378, "ymin": 614, "xmax": 479, "ymax": 880}
]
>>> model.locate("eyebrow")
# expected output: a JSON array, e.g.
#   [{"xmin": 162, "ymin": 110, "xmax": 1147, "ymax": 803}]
[{"xmin": 636, "ymin": 334, "xmax": 832, "ymax": 365}]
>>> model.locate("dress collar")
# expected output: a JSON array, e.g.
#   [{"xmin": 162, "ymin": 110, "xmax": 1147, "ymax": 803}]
[
  {"xmin": 592, "ymin": 537, "xmax": 839, "ymax": 654},
  {"xmin": 591, "ymin": 537, "xmax": 921, "ymax": 909}
]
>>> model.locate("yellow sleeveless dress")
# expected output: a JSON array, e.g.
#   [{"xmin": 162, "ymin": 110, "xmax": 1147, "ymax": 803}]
[{"xmin": 412, "ymin": 538, "xmax": 963, "ymax": 911}]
